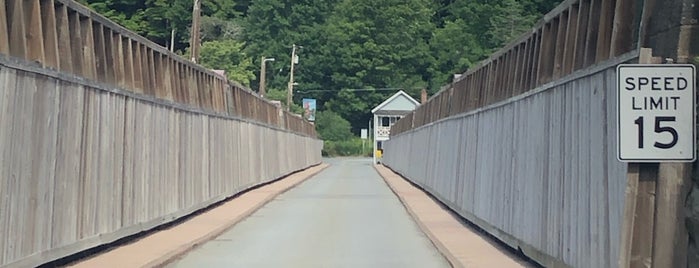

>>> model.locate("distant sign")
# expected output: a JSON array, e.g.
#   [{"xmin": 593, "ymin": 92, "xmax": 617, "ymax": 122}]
[
  {"xmin": 361, "ymin": 129, "xmax": 368, "ymax": 140},
  {"xmin": 302, "ymin": 98, "xmax": 316, "ymax": 121},
  {"xmin": 617, "ymin": 64, "xmax": 696, "ymax": 162}
]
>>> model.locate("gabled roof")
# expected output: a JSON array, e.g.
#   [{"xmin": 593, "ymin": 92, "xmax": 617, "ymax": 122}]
[{"xmin": 371, "ymin": 90, "xmax": 420, "ymax": 114}]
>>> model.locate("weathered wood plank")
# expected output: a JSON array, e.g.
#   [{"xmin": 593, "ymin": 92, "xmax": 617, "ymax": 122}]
[
  {"xmin": 25, "ymin": 0, "xmax": 46, "ymax": 63},
  {"xmin": 40, "ymin": 0, "xmax": 59, "ymax": 69},
  {"xmin": 55, "ymin": 5, "xmax": 72, "ymax": 72},
  {"xmin": 652, "ymin": 163, "xmax": 691, "ymax": 268},
  {"xmin": 594, "ymin": 0, "xmax": 615, "ymax": 62},
  {"xmin": 0, "ymin": 0, "xmax": 8, "ymax": 54},
  {"xmin": 0, "ymin": 68, "xmax": 17, "ymax": 264},
  {"xmin": 79, "ymin": 16, "xmax": 96, "ymax": 80},
  {"xmin": 583, "ymin": 0, "xmax": 601, "ymax": 67},
  {"xmin": 7, "ymin": 0, "xmax": 28, "ymax": 58},
  {"xmin": 92, "ymin": 23, "xmax": 107, "ymax": 82},
  {"xmin": 609, "ymin": 0, "xmax": 636, "ymax": 57},
  {"xmin": 572, "ymin": 0, "xmax": 591, "ymax": 70},
  {"xmin": 51, "ymin": 82, "xmax": 84, "ymax": 248},
  {"xmin": 553, "ymin": 12, "xmax": 568, "ymax": 79}
]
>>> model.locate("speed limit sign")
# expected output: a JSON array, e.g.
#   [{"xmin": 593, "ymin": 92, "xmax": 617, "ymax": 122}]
[{"xmin": 617, "ymin": 64, "xmax": 696, "ymax": 162}]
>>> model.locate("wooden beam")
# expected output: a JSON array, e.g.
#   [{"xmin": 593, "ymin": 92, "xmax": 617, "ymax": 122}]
[
  {"xmin": 0, "ymin": 0, "xmax": 8, "ymax": 54},
  {"xmin": 69, "ymin": 11, "xmax": 83, "ymax": 75},
  {"xmin": 111, "ymin": 32, "xmax": 124, "ymax": 87},
  {"xmin": 630, "ymin": 163, "xmax": 657, "ymax": 268},
  {"xmin": 583, "ymin": 0, "xmax": 601, "ymax": 67},
  {"xmin": 122, "ymin": 37, "xmax": 134, "ymax": 90},
  {"xmin": 7, "ymin": 0, "xmax": 28, "ymax": 58},
  {"xmin": 132, "ymin": 42, "xmax": 144, "ymax": 93},
  {"xmin": 25, "ymin": 0, "xmax": 46, "ymax": 64},
  {"xmin": 40, "ymin": 0, "xmax": 59, "ymax": 69},
  {"xmin": 562, "ymin": 4, "xmax": 579, "ymax": 75},
  {"xmin": 55, "ymin": 4, "xmax": 72, "ymax": 72},
  {"xmin": 92, "ymin": 23, "xmax": 107, "ymax": 82},
  {"xmin": 572, "ymin": 0, "xmax": 591, "ymax": 70},
  {"xmin": 609, "ymin": 0, "xmax": 636, "ymax": 57},
  {"xmin": 553, "ymin": 12, "xmax": 568, "ymax": 80},
  {"xmin": 79, "ymin": 16, "xmax": 96, "ymax": 79},
  {"xmin": 652, "ymin": 163, "xmax": 691, "ymax": 268},
  {"xmin": 594, "ymin": 0, "xmax": 615, "ymax": 63}
]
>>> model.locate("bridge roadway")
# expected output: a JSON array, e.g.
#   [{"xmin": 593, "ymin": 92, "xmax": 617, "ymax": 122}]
[{"xmin": 167, "ymin": 158, "xmax": 450, "ymax": 267}]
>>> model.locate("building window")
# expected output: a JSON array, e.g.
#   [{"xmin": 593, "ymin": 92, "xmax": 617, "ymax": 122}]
[{"xmin": 381, "ymin": 117, "xmax": 390, "ymax": 127}]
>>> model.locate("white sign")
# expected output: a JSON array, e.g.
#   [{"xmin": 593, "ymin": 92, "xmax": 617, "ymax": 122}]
[
  {"xmin": 361, "ymin": 129, "xmax": 368, "ymax": 140},
  {"xmin": 617, "ymin": 64, "xmax": 696, "ymax": 162}
]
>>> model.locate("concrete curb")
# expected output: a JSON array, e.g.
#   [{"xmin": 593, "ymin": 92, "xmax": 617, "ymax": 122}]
[
  {"xmin": 151, "ymin": 163, "xmax": 330, "ymax": 267},
  {"xmin": 69, "ymin": 163, "xmax": 330, "ymax": 268},
  {"xmin": 373, "ymin": 164, "xmax": 461, "ymax": 268},
  {"xmin": 374, "ymin": 164, "xmax": 531, "ymax": 268}
]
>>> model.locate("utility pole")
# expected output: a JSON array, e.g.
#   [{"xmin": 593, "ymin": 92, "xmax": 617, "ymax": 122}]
[
  {"xmin": 286, "ymin": 44, "xmax": 298, "ymax": 111},
  {"xmin": 259, "ymin": 57, "xmax": 274, "ymax": 97},
  {"xmin": 189, "ymin": 0, "xmax": 202, "ymax": 63}
]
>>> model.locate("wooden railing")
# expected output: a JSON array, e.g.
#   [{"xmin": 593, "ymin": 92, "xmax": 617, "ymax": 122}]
[
  {"xmin": 392, "ymin": 0, "xmax": 641, "ymax": 135},
  {"xmin": 0, "ymin": 0, "xmax": 315, "ymax": 137}
]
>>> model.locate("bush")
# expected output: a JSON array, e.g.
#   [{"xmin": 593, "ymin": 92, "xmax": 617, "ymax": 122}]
[{"xmin": 322, "ymin": 137, "xmax": 372, "ymax": 157}]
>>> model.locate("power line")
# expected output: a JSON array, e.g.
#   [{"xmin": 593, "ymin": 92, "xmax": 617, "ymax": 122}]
[{"xmin": 296, "ymin": 87, "xmax": 421, "ymax": 94}]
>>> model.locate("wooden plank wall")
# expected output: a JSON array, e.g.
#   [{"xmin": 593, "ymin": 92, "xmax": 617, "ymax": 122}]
[
  {"xmin": 0, "ymin": 0, "xmax": 317, "ymax": 138},
  {"xmin": 383, "ymin": 0, "xmax": 684, "ymax": 267},
  {"xmin": 391, "ymin": 0, "xmax": 638, "ymax": 136},
  {"xmin": 383, "ymin": 62, "xmax": 631, "ymax": 267},
  {"xmin": 0, "ymin": 65, "xmax": 323, "ymax": 267}
]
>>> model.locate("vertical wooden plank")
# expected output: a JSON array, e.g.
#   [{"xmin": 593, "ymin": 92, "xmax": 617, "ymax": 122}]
[
  {"xmin": 173, "ymin": 61, "xmax": 183, "ymax": 103},
  {"xmin": 122, "ymin": 37, "xmax": 134, "ymax": 90},
  {"xmin": 151, "ymin": 52, "xmax": 162, "ymax": 98},
  {"xmin": 530, "ymin": 31, "xmax": 542, "ymax": 89},
  {"xmin": 652, "ymin": 163, "xmax": 691, "ymax": 268},
  {"xmin": 25, "ymin": 0, "xmax": 46, "ymax": 63},
  {"xmin": 609, "ymin": 0, "xmax": 636, "ymax": 57},
  {"xmin": 51, "ymin": 81, "xmax": 83, "ymax": 249},
  {"xmin": 113, "ymin": 32, "xmax": 125, "ymax": 87},
  {"xmin": 140, "ymin": 46, "xmax": 152, "ymax": 95},
  {"xmin": 7, "ymin": 0, "xmax": 28, "ymax": 58},
  {"xmin": 69, "ymin": 12, "xmax": 83, "ymax": 76},
  {"xmin": 630, "ymin": 163, "xmax": 657, "ymax": 268},
  {"xmin": 102, "ymin": 29, "xmax": 116, "ymax": 84},
  {"xmin": 583, "ymin": 0, "xmax": 602, "ymax": 67},
  {"xmin": 31, "ymin": 77, "xmax": 60, "ymax": 256},
  {"xmin": 132, "ymin": 42, "xmax": 144, "ymax": 93},
  {"xmin": 162, "ymin": 56, "xmax": 174, "ymax": 101},
  {"xmin": 188, "ymin": 67, "xmax": 199, "ymax": 107},
  {"xmin": 553, "ymin": 12, "xmax": 568, "ymax": 80},
  {"xmin": 147, "ymin": 48, "xmax": 157, "ymax": 96},
  {"xmin": 92, "ymin": 23, "xmax": 107, "ymax": 82},
  {"xmin": 562, "ymin": 4, "xmax": 579, "ymax": 76},
  {"xmin": 594, "ymin": 0, "xmax": 616, "ymax": 62},
  {"xmin": 80, "ymin": 16, "xmax": 96, "ymax": 79},
  {"xmin": 537, "ymin": 22, "xmax": 555, "ymax": 85},
  {"xmin": 55, "ymin": 4, "xmax": 72, "ymax": 72},
  {"xmin": 573, "ymin": 0, "xmax": 591, "ymax": 70},
  {"xmin": 40, "ymin": 0, "xmax": 59, "ymax": 69},
  {"xmin": 0, "ymin": 68, "xmax": 12, "ymax": 265},
  {"xmin": 0, "ymin": 0, "xmax": 9, "ymax": 54}
]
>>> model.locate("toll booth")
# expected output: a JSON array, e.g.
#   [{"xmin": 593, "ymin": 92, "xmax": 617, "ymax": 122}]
[{"xmin": 371, "ymin": 90, "xmax": 419, "ymax": 164}]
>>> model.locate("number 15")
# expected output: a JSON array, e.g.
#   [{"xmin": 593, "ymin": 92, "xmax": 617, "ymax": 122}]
[{"xmin": 633, "ymin": 116, "xmax": 678, "ymax": 149}]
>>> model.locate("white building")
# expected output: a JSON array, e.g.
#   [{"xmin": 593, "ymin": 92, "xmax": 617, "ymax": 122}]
[{"xmin": 371, "ymin": 90, "xmax": 420, "ymax": 163}]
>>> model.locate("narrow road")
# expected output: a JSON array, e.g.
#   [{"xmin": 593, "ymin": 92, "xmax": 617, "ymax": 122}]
[{"xmin": 168, "ymin": 158, "xmax": 449, "ymax": 268}]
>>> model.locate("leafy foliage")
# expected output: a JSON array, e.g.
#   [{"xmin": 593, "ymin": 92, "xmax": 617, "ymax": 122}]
[
  {"xmin": 198, "ymin": 40, "xmax": 256, "ymax": 86},
  {"xmin": 79, "ymin": 0, "xmax": 561, "ymax": 136}
]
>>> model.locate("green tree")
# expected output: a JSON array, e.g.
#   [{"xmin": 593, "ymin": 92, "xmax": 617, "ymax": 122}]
[
  {"xmin": 199, "ymin": 40, "xmax": 256, "ymax": 86},
  {"xmin": 315, "ymin": 110, "xmax": 353, "ymax": 141}
]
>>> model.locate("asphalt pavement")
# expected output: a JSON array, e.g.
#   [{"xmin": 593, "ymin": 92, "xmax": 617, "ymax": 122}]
[{"xmin": 167, "ymin": 158, "xmax": 449, "ymax": 268}]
